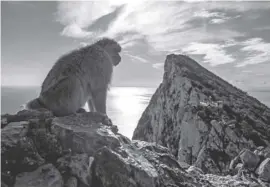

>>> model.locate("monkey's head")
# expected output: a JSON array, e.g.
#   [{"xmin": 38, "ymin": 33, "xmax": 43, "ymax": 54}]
[{"xmin": 96, "ymin": 38, "xmax": 122, "ymax": 66}]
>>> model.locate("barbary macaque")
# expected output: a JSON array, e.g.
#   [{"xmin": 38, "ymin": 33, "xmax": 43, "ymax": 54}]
[{"xmin": 25, "ymin": 38, "xmax": 122, "ymax": 116}]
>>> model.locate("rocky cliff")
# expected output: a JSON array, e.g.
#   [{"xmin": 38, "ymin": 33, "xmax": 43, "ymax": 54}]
[
  {"xmin": 2, "ymin": 109, "xmax": 270, "ymax": 187},
  {"xmin": 133, "ymin": 54, "xmax": 270, "ymax": 176}
]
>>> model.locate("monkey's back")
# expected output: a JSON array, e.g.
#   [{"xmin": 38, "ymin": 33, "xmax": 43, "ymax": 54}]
[{"xmin": 39, "ymin": 44, "xmax": 113, "ymax": 115}]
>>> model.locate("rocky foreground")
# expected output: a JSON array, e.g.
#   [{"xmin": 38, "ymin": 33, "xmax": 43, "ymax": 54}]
[
  {"xmin": 1, "ymin": 109, "xmax": 269, "ymax": 187},
  {"xmin": 1, "ymin": 54, "xmax": 270, "ymax": 187}
]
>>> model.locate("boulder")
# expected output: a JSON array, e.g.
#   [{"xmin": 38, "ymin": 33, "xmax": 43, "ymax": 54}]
[
  {"xmin": 50, "ymin": 112, "xmax": 121, "ymax": 155},
  {"xmin": 14, "ymin": 164, "xmax": 63, "ymax": 187},
  {"xmin": 65, "ymin": 176, "xmax": 78, "ymax": 187},
  {"xmin": 92, "ymin": 140, "xmax": 213, "ymax": 187},
  {"xmin": 255, "ymin": 146, "xmax": 270, "ymax": 158},
  {"xmin": 187, "ymin": 166, "xmax": 204, "ymax": 175},
  {"xmin": 56, "ymin": 153, "xmax": 91, "ymax": 186},
  {"xmin": 1, "ymin": 109, "xmax": 53, "ymax": 128},
  {"xmin": 1, "ymin": 121, "xmax": 45, "ymax": 185},
  {"xmin": 257, "ymin": 158, "xmax": 270, "ymax": 182},
  {"xmin": 240, "ymin": 149, "xmax": 260, "ymax": 171}
]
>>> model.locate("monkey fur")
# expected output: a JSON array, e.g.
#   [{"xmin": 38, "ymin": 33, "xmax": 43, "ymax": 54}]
[{"xmin": 26, "ymin": 38, "xmax": 122, "ymax": 116}]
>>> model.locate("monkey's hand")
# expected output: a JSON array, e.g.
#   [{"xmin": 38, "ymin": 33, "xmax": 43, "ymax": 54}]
[
  {"xmin": 99, "ymin": 113, "xmax": 113, "ymax": 126},
  {"xmin": 99, "ymin": 113, "xmax": 118, "ymax": 133},
  {"xmin": 102, "ymin": 115, "xmax": 113, "ymax": 126},
  {"xmin": 91, "ymin": 112, "xmax": 113, "ymax": 126}
]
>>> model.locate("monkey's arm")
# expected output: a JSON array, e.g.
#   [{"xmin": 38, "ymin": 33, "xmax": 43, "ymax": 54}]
[
  {"xmin": 92, "ymin": 88, "xmax": 107, "ymax": 114},
  {"xmin": 87, "ymin": 98, "xmax": 96, "ymax": 112}
]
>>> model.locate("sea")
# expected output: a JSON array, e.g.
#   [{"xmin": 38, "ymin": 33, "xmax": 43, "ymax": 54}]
[
  {"xmin": 1, "ymin": 86, "xmax": 156, "ymax": 139},
  {"xmin": 1, "ymin": 86, "xmax": 270, "ymax": 139}
]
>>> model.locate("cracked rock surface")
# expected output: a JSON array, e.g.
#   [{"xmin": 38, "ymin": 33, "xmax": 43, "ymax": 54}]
[{"xmin": 133, "ymin": 54, "xmax": 270, "ymax": 175}]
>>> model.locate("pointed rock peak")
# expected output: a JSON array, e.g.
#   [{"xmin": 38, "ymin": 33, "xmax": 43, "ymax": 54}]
[
  {"xmin": 165, "ymin": 54, "xmax": 204, "ymax": 72},
  {"xmin": 133, "ymin": 53, "xmax": 270, "ymax": 175}
]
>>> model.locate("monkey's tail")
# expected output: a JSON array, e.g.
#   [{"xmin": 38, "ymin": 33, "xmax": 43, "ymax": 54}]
[{"xmin": 24, "ymin": 98, "xmax": 45, "ymax": 110}]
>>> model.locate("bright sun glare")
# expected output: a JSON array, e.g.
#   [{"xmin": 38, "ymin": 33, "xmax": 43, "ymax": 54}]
[
  {"xmin": 83, "ymin": 87, "xmax": 153, "ymax": 138},
  {"xmin": 110, "ymin": 87, "xmax": 147, "ymax": 116}
]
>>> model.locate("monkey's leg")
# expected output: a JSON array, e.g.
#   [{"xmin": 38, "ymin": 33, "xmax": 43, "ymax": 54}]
[
  {"xmin": 91, "ymin": 89, "xmax": 114, "ymax": 126},
  {"xmin": 92, "ymin": 88, "xmax": 107, "ymax": 114},
  {"xmin": 41, "ymin": 77, "xmax": 84, "ymax": 116}
]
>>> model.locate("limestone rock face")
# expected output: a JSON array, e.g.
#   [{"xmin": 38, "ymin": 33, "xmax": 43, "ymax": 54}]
[
  {"xmin": 65, "ymin": 177, "xmax": 78, "ymax": 187},
  {"xmin": 1, "ymin": 110, "xmax": 121, "ymax": 186},
  {"xmin": 257, "ymin": 158, "xmax": 270, "ymax": 182},
  {"xmin": 50, "ymin": 112, "xmax": 121, "ymax": 155},
  {"xmin": 133, "ymin": 54, "xmax": 270, "ymax": 174},
  {"xmin": 1, "ymin": 122, "xmax": 45, "ymax": 186},
  {"xmin": 239, "ymin": 149, "xmax": 260, "ymax": 171},
  {"xmin": 56, "ymin": 153, "xmax": 91, "ymax": 186},
  {"xmin": 229, "ymin": 147, "xmax": 270, "ymax": 186},
  {"xmin": 14, "ymin": 164, "xmax": 63, "ymax": 187},
  {"xmin": 92, "ymin": 141, "xmax": 213, "ymax": 187}
]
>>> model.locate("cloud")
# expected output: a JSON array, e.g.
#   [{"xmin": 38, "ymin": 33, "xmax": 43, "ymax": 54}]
[
  {"xmin": 102, "ymin": 2, "xmax": 193, "ymax": 37},
  {"xmin": 210, "ymin": 18, "xmax": 227, "ymax": 24},
  {"xmin": 56, "ymin": 1, "xmax": 270, "ymax": 39},
  {"xmin": 193, "ymin": 9, "xmax": 242, "ymax": 25},
  {"xmin": 79, "ymin": 42, "xmax": 90, "ymax": 48},
  {"xmin": 61, "ymin": 24, "xmax": 94, "ymax": 38},
  {"xmin": 55, "ymin": 1, "xmax": 268, "ymax": 68},
  {"xmin": 125, "ymin": 54, "xmax": 148, "ymax": 63},
  {"xmin": 118, "ymin": 33, "xmax": 144, "ymax": 48},
  {"xmin": 56, "ymin": 1, "xmax": 245, "ymax": 41},
  {"xmin": 182, "ymin": 42, "xmax": 235, "ymax": 66},
  {"xmin": 237, "ymin": 38, "xmax": 270, "ymax": 67},
  {"xmin": 56, "ymin": 1, "xmax": 193, "ymax": 40},
  {"xmin": 99, "ymin": 2, "xmax": 244, "ymax": 52},
  {"xmin": 222, "ymin": 39, "xmax": 238, "ymax": 47},
  {"xmin": 56, "ymin": 1, "xmax": 117, "ymax": 38},
  {"xmin": 147, "ymin": 28, "xmax": 243, "ymax": 52},
  {"xmin": 180, "ymin": 38, "xmax": 270, "ymax": 68},
  {"xmin": 193, "ymin": 9, "xmax": 225, "ymax": 18},
  {"xmin": 121, "ymin": 41, "xmax": 137, "ymax": 48},
  {"xmin": 189, "ymin": 1, "xmax": 270, "ymax": 12}
]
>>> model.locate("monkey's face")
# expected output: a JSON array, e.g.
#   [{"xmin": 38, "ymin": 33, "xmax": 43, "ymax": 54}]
[
  {"xmin": 112, "ymin": 52, "xmax": 121, "ymax": 66},
  {"xmin": 105, "ymin": 44, "xmax": 122, "ymax": 66}
]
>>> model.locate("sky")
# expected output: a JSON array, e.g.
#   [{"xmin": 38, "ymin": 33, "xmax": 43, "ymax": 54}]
[{"xmin": 1, "ymin": 1, "xmax": 270, "ymax": 91}]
